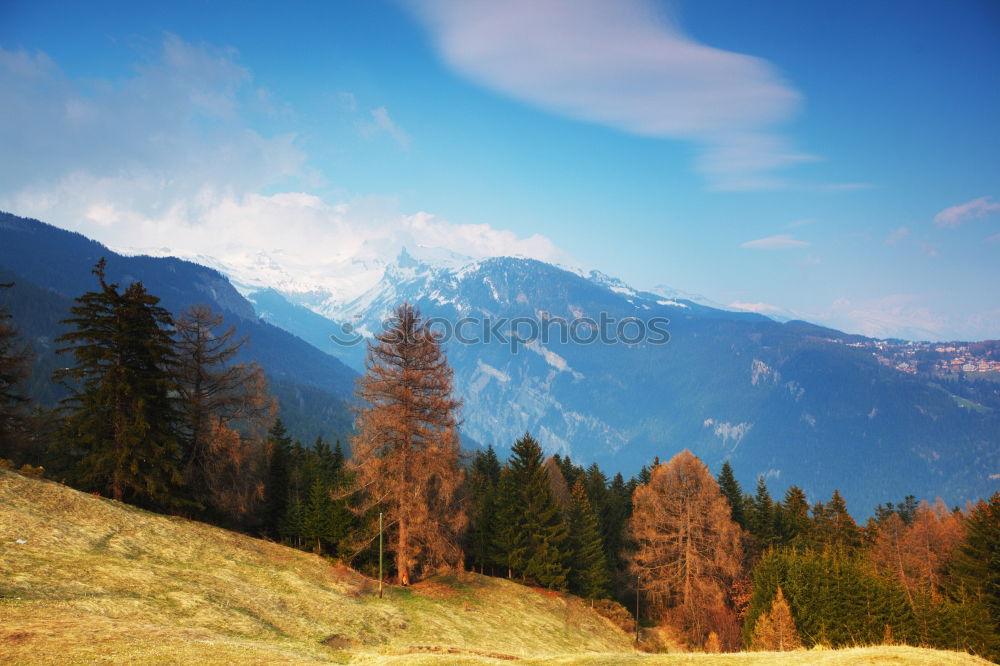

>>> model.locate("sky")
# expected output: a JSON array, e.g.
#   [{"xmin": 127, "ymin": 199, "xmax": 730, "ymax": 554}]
[{"xmin": 1, "ymin": 0, "xmax": 998, "ymax": 340}]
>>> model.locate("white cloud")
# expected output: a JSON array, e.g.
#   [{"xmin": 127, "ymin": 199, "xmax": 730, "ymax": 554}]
[
  {"xmin": 729, "ymin": 301, "xmax": 786, "ymax": 314},
  {"xmin": 933, "ymin": 196, "xmax": 1000, "ymax": 228},
  {"xmin": 0, "ymin": 36, "xmax": 565, "ymax": 300},
  {"xmin": 361, "ymin": 106, "xmax": 411, "ymax": 148},
  {"xmin": 0, "ymin": 36, "xmax": 305, "ymax": 207},
  {"xmin": 823, "ymin": 295, "xmax": 948, "ymax": 340},
  {"xmin": 404, "ymin": 0, "xmax": 809, "ymax": 189},
  {"xmin": 740, "ymin": 234, "xmax": 810, "ymax": 249},
  {"xmin": 987, "ymin": 233, "xmax": 1000, "ymax": 244},
  {"xmin": 885, "ymin": 226, "xmax": 910, "ymax": 245}
]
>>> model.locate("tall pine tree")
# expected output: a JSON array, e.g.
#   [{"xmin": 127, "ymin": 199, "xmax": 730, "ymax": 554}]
[
  {"xmin": 53, "ymin": 260, "xmax": 186, "ymax": 508},
  {"xmin": 749, "ymin": 475, "xmax": 776, "ymax": 548},
  {"xmin": 717, "ymin": 461, "xmax": 746, "ymax": 529},
  {"xmin": 493, "ymin": 432, "xmax": 569, "ymax": 589},
  {"xmin": 0, "ymin": 282, "xmax": 31, "ymax": 459},
  {"xmin": 567, "ymin": 479, "xmax": 610, "ymax": 601},
  {"xmin": 950, "ymin": 492, "xmax": 1000, "ymax": 641},
  {"xmin": 467, "ymin": 445, "xmax": 501, "ymax": 574}
]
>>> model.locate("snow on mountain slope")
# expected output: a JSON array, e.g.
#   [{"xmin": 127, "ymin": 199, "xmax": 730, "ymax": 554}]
[{"xmin": 112, "ymin": 239, "xmax": 1000, "ymax": 512}]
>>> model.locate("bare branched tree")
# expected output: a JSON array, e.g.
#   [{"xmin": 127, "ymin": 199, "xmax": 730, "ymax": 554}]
[{"xmin": 174, "ymin": 304, "xmax": 276, "ymax": 513}]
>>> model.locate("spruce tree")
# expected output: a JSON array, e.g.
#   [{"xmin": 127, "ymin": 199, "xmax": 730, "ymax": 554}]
[
  {"xmin": 302, "ymin": 475, "xmax": 335, "ymax": 554},
  {"xmin": 265, "ymin": 419, "xmax": 293, "ymax": 538},
  {"xmin": 53, "ymin": 259, "xmax": 186, "ymax": 508},
  {"xmin": 825, "ymin": 490, "xmax": 861, "ymax": 553},
  {"xmin": 778, "ymin": 485, "xmax": 812, "ymax": 548},
  {"xmin": 717, "ymin": 461, "xmax": 746, "ymax": 529},
  {"xmin": 950, "ymin": 492, "xmax": 1000, "ymax": 639},
  {"xmin": 567, "ymin": 479, "xmax": 610, "ymax": 600},
  {"xmin": 468, "ymin": 445, "xmax": 501, "ymax": 574},
  {"xmin": 750, "ymin": 475, "xmax": 776, "ymax": 548},
  {"xmin": 493, "ymin": 432, "xmax": 569, "ymax": 589},
  {"xmin": 0, "ymin": 282, "xmax": 31, "ymax": 459}
]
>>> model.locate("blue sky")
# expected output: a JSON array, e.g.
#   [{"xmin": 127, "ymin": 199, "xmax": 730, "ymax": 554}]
[{"xmin": 1, "ymin": 0, "xmax": 998, "ymax": 339}]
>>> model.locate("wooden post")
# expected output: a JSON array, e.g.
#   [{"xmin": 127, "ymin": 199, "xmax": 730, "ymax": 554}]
[
  {"xmin": 378, "ymin": 512, "xmax": 383, "ymax": 599},
  {"xmin": 635, "ymin": 576, "xmax": 640, "ymax": 644}
]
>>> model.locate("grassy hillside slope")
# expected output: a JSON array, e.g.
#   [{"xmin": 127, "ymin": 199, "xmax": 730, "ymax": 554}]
[
  {"xmin": 0, "ymin": 470, "xmax": 991, "ymax": 665},
  {"xmin": 0, "ymin": 469, "xmax": 630, "ymax": 663}
]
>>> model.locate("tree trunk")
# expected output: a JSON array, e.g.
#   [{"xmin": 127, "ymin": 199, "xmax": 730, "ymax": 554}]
[{"xmin": 397, "ymin": 515, "xmax": 410, "ymax": 586}]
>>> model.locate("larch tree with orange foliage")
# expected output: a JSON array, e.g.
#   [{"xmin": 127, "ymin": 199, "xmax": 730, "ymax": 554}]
[
  {"xmin": 628, "ymin": 450, "xmax": 743, "ymax": 648},
  {"xmin": 870, "ymin": 499, "xmax": 964, "ymax": 603},
  {"xmin": 351, "ymin": 303, "xmax": 466, "ymax": 585},
  {"xmin": 749, "ymin": 586, "xmax": 802, "ymax": 651}
]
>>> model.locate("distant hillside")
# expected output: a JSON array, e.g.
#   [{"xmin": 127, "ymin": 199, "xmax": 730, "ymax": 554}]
[
  {"xmin": 0, "ymin": 469, "xmax": 991, "ymax": 665},
  {"xmin": 0, "ymin": 211, "xmax": 356, "ymax": 444}
]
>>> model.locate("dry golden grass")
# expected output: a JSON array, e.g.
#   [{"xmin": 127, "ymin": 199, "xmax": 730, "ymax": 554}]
[
  {"xmin": 0, "ymin": 470, "xmax": 628, "ymax": 663},
  {"xmin": 0, "ymin": 470, "xmax": 992, "ymax": 665}
]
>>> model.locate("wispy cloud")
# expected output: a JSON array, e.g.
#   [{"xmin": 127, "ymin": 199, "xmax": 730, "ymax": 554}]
[
  {"xmin": 824, "ymin": 295, "xmax": 947, "ymax": 341},
  {"xmin": 785, "ymin": 218, "xmax": 815, "ymax": 229},
  {"xmin": 933, "ymin": 196, "xmax": 1000, "ymax": 228},
  {"xmin": 404, "ymin": 0, "xmax": 809, "ymax": 190},
  {"xmin": 885, "ymin": 226, "xmax": 910, "ymax": 245},
  {"xmin": 729, "ymin": 301, "xmax": 786, "ymax": 314},
  {"xmin": 741, "ymin": 234, "xmax": 810, "ymax": 250},
  {"xmin": 361, "ymin": 106, "xmax": 411, "ymax": 148},
  {"xmin": 807, "ymin": 182, "xmax": 875, "ymax": 193}
]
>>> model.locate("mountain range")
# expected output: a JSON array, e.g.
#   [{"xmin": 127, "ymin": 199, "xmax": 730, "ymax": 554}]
[{"xmin": 2, "ymin": 211, "xmax": 997, "ymax": 514}]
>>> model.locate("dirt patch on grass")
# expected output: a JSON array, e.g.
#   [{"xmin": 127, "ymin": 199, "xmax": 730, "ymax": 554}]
[
  {"xmin": 321, "ymin": 634, "xmax": 360, "ymax": 649},
  {"xmin": 0, "ymin": 631, "xmax": 33, "ymax": 645},
  {"xmin": 405, "ymin": 645, "xmax": 519, "ymax": 660},
  {"xmin": 410, "ymin": 579, "xmax": 462, "ymax": 600}
]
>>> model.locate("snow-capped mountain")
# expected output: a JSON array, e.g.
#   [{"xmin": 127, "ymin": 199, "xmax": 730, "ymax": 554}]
[{"xmin": 216, "ymin": 247, "xmax": 999, "ymax": 512}]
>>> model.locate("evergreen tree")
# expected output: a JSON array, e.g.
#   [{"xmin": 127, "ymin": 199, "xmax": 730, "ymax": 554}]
[
  {"xmin": 583, "ymin": 462, "xmax": 617, "ymax": 581},
  {"xmin": 604, "ymin": 471, "xmax": 631, "ymax": 582},
  {"xmin": 717, "ymin": 461, "xmax": 746, "ymax": 529},
  {"xmin": 265, "ymin": 419, "xmax": 293, "ymax": 538},
  {"xmin": 750, "ymin": 475, "xmax": 776, "ymax": 548},
  {"xmin": 552, "ymin": 453, "xmax": 584, "ymax": 489},
  {"xmin": 302, "ymin": 476, "xmax": 336, "ymax": 554},
  {"xmin": 825, "ymin": 490, "xmax": 861, "ymax": 553},
  {"xmin": 493, "ymin": 432, "xmax": 569, "ymax": 589},
  {"xmin": 53, "ymin": 259, "xmax": 186, "ymax": 508},
  {"xmin": 950, "ymin": 492, "xmax": 1000, "ymax": 640},
  {"xmin": 468, "ymin": 445, "xmax": 501, "ymax": 573},
  {"xmin": 0, "ymin": 282, "xmax": 31, "ymax": 459},
  {"xmin": 281, "ymin": 496, "xmax": 306, "ymax": 547},
  {"xmin": 567, "ymin": 479, "xmax": 610, "ymax": 600},
  {"xmin": 330, "ymin": 440, "xmax": 345, "ymax": 471},
  {"xmin": 777, "ymin": 485, "xmax": 812, "ymax": 548}
]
